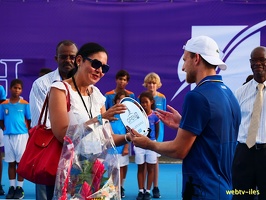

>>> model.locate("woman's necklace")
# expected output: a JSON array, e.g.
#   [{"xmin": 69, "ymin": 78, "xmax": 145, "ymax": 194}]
[{"xmin": 72, "ymin": 76, "xmax": 92, "ymax": 118}]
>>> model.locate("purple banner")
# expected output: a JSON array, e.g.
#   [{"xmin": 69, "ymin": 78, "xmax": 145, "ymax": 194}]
[{"xmin": 1, "ymin": 1, "xmax": 266, "ymax": 141}]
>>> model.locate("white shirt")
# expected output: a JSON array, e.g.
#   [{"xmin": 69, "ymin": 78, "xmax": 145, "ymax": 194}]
[
  {"xmin": 29, "ymin": 68, "xmax": 61, "ymax": 127},
  {"xmin": 235, "ymin": 79, "xmax": 266, "ymax": 144},
  {"xmin": 51, "ymin": 81, "xmax": 108, "ymax": 154},
  {"xmin": 50, "ymin": 81, "xmax": 106, "ymax": 124}
]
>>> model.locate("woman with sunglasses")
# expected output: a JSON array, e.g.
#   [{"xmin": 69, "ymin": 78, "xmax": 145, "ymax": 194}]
[{"xmin": 47, "ymin": 42, "xmax": 131, "ymax": 199}]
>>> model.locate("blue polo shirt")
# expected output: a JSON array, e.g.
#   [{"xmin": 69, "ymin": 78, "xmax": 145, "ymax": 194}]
[{"xmin": 179, "ymin": 75, "xmax": 241, "ymax": 199}]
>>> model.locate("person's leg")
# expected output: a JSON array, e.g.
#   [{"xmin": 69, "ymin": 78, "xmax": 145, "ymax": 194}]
[
  {"xmin": 6, "ymin": 162, "xmax": 16, "ymax": 199},
  {"xmin": 232, "ymin": 143, "xmax": 256, "ymax": 200},
  {"xmin": 136, "ymin": 164, "xmax": 145, "ymax": 200},
  {"xmin": 36, "ymin": 184, "xmax": 48, "ymax": 200},
  {"xmin": 122, "ymin": 164, "xmax": 128, "ymax": 188},
  {"xmin": 13, "ymin": 134, "xmax": 28, "ymax": 199},
  {"xmin": 120, "ymin": 166, "xmax": 124, "ymax": 187},
  {"xmin": 16, "ymin": 165, "xmax": 24, "ymax": 184},
  {"xmin": 256, "ymin": 148, "xmax": 266, "ymax": 200},
  {"xmin": 8, "ymin": 162, "xmax": 16, "ymax": 183},
  {"xmin": 120, "ymin": 154, "xmax": 129, "ymax": 198},
  {"xmin": 0, "ymin": 146, "xmax": 4, "ymax": 195},
  {"xmin": 152, "ymin": 158, "xmax": 161, "ymax": 198},
  {"xmin": 137, "ymin": 164, "xmax": 145, "ymax": 191},
  {"xmin": 134, "ymin": 146, "xmax": 145, "ymax": 200},
  {"xmin": 119, "ymin": 154, "xmax": 128, "ymax": 187},
  {"xmin": 120, "ymin": 165, "xmax": 125, "ymax": 198},
  {"xmin": 144, "ymin": 149, "xmax": 157, "ymax": 200},
  {"xmin": 0, "ymin": 128, "xmax": 4, "ymax": 195},
  {"xmin": 13, "ymin": 162, "xmax": 25, "ymax": 199},
  {"xmin": 153, "ymin": 159, "xmax": 159, "ymax": 187},
  {"xmin": 46, "ymin": 185, "xmax": 55, "ymax": 200},
  {"xmin": 4, "ymin": 135, "xmax": 16, "ymax": 199},
  {"xmin": 146, "ymin": 163, "xmax": 155, "ymax": 192}
]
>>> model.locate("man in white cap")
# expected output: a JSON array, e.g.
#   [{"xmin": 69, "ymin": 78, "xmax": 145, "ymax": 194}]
[{"xmin": 130, "ymin": 35, "xmax": 241, "ymax": 199}]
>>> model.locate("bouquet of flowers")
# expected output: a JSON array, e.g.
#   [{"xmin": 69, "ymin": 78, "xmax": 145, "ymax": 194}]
[{"xmin": 53, "ymin": 121, "xmax": 120, "ymax": 200}]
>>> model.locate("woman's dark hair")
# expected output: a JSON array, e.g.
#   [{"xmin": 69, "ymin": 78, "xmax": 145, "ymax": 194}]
[
  {"xmin": 139, "ymin": 91, "xmax": 155, "ymax": 110},
  {"xmin": 67, "ymin": 42, "xmax": 107, "ymax": 78},
  {"xmin": 113, "ymin": 90, "xmax": 129, "ymax": 104}
]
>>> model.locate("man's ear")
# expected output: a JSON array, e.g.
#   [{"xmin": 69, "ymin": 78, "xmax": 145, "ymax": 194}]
[{"xmin": 194, "ymin": 53, "xmax": 201, "ymax": 64}]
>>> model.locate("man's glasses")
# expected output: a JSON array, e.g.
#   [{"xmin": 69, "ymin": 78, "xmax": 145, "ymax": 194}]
[
  {"xmin": 250, "ymin": 58, "xmax": 266, "ymax": 64},
  {"xmin": 58, "ymin": 54, "xmax": 76, "ymax": 61},
  {"xmin": 84, "ymin": 57, "xmax": 110, "ymax": 73}
]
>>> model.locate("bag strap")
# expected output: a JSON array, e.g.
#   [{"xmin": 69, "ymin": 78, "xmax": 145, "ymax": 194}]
[{"xmin": 38, "ymin": 81, "xmax": 70, "ymax": 126}]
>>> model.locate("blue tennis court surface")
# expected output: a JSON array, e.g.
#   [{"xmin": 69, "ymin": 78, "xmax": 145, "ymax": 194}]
[{"xmin": 1, "ymin": 161, "xmax": 182, "ymax": 199}]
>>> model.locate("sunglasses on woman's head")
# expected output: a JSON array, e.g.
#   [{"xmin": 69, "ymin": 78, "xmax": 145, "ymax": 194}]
[{"xmin": 84, "ymin": 57, "xmax": 110, "ymax": 73}]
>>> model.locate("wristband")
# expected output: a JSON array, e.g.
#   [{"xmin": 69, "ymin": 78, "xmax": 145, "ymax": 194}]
[
  {"xmin": 97, "ymin": 114, "xmax": 103, "ymax": 125},
  {"xmin": 124, "ymin": 134, "xmax": 131, "ymax": 143}
]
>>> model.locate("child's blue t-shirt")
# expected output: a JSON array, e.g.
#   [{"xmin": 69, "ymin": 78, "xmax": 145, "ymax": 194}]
[
  {"xmin": 0, "ymin": 86, "xmax": 6, "ymax": 100},
  {"xmin": 0, "ymin": 99, "xmax": 31, "ymax": 135},
  {"xmin": 105, "ymin": 90, "xmax": 135, "ymax": 110},
  {"xmin": 147, "ymin": 111, "xmax": 160, "ymax": 141},
  {"xmin": 153, "ymin": 92, "xmax": 166, "ymax": 142},
  {"xmin": 110, "ymin": 113, "xmax": 127, "ymax": 154}
]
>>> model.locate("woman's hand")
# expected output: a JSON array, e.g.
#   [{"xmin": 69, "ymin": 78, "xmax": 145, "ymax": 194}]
[
  {"xmin": 102, "ymin": 103, "xmax": 127, "ymax": 121},
  {"xmin": 155, "ymin": 105, "xmax": 181, "ymax": 130}
]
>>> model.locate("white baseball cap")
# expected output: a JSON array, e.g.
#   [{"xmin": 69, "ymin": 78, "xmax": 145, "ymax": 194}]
[{"xmin": 183, "ymin": 35, "xmax": 227, "ymax": 70}]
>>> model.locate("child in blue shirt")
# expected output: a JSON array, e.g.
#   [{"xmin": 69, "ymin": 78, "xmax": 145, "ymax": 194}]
[
  {"xmin": 105, "ymin": 69, "xmax": 135, "ymax": 110},
  {"xmin": 0, "ymin": 79, "xmax": 31, "ymax": 199},
  {"xmin": 135, "ymin": 91, "xmax": 160, "ymax": 200},
  {"xmin": 141, "ymin": 72, "xmax": 166, "ymax": 198},
  {"xmin": 110, "ymin": 90, "xmax": 130, "ymax": 198}
]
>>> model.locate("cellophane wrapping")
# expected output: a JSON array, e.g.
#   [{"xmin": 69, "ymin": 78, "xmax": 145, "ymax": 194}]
[{"xmin": 53, "ymin": 121, "xmax": 120, "ymax": 200}]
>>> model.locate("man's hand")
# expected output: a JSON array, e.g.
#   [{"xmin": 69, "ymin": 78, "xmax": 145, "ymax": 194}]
[
  {"xmin": 128, "ymin": 127, "xmax": 152, "ymax": 149},
  {"xmin": 155, "ymin": 105, "xmax": 181, "ymax": 130}
]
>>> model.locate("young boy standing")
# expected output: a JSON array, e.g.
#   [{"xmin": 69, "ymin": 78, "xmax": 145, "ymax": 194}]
[
  {"xmin": 105, "ymin": 69, "xmax": 135, "ymax": 110},
  {"xmin": 110, "ymin": 90, "xmax": 130, "ymax": 198},
  {"xmin": 0, "ymin": 79, "xmax": 31, "ymax": 199}
]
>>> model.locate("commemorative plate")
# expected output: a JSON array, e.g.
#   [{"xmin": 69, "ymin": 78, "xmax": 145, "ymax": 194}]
[{"xmin": 119, "ymin": 97, "xmax": 150, "ymax": 136}]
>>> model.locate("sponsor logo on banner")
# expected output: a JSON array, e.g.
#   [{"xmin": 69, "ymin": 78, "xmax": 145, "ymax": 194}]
[
  {"xmin": 0, "ymin": 59, "xmax": 23, "ymax": 96},
  {"xmin": 172, "ymin": 20, "xmax": 266, "ymax": 101}
]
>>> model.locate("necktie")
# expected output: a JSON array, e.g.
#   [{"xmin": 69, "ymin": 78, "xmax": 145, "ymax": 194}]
[{"xmin": 246, "ymin": 83, "xmax": 264, "ymax": 148}]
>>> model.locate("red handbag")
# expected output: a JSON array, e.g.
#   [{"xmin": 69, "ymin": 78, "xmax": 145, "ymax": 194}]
[{"xmin": 17, "ymin": 82, "xmax": 70, "ymax": 186}]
